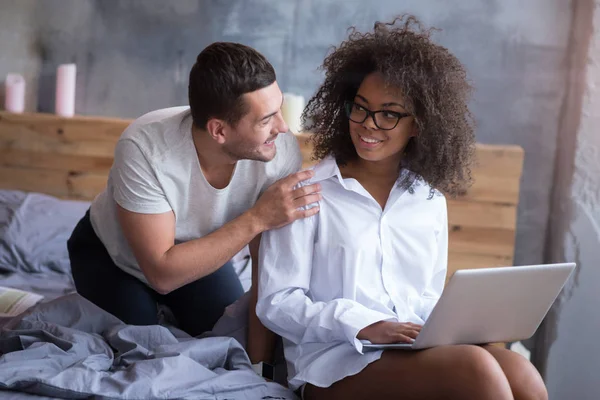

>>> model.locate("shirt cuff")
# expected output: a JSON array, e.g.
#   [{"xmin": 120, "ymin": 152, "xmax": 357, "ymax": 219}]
[{"xmin": 339, "ymin": 307, "xmax": 397, "ymax": 354}]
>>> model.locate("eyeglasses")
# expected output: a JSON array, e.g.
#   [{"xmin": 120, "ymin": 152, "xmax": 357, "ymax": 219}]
[{"xmin": 344, "ymin": 101, "xmax": 411, "ymax": 130}]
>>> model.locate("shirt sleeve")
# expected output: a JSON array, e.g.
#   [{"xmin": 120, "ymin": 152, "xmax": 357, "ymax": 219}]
[
  {"xmin": 111, "ymin": 139, "xmax": 172, "ymax": 214},
  {"xmin": 419, "ymin": 195, "xmax": 448, "ymax": 320},
  {"xmin": 256, "ymin": 200, "xmax": 396, "ymax": 354}
]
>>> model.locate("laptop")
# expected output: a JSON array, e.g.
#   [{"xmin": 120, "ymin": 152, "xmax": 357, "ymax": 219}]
[{"xmin": 361, "ymin": 262, "xmax": 576, "ymax": 351}]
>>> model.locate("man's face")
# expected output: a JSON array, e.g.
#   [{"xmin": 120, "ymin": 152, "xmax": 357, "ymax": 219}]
[{"xmin": 222, "ymin": 81, "xmax": 288, "ymax": 162}]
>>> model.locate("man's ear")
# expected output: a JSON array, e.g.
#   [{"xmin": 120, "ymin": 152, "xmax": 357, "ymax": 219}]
[{"xmin": 206, "ymin": 118, "xmax": 227, "ymax": 144}]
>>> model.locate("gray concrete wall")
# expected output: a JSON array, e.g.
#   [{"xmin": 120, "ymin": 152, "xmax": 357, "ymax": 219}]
[
  {"xmin": 0, "ymin": 0, "xmax": 574, "ymax": 277},
  {"xmin": 0, "ymin": 0, "xmax": 40, "ymax": 112},
  {"xmin": 534, "ymin": 0, "xmax": 600, "ymax": 398}
]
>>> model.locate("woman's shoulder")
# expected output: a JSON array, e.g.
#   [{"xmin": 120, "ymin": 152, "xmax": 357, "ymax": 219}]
[
  {"xmin": 298, "ymin": 156, "xmax": 339, "ymax": 187},
  {"xmin": 405, "ymin": 176, "xmax": 447, "ymax": 208}
]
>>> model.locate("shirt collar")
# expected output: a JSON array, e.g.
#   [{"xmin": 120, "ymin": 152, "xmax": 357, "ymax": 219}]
[
  {"xmin": 310, "ymin": 155, "xmax": 415, "ymax": 189},
  {"xmin": 310, "ymin": 155, "xmax": 341, "ymax": 184}
]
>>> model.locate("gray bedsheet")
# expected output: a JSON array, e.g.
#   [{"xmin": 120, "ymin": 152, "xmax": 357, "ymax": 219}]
[
  {"xmin": 0, "ymin": 190, "xmax": 89, "ymax": 276},
  {"xmin": 0, "ymin": 189, "xmax": 82, "ymax": 306},
  {"xmin": 0, "ymin": 294, "xmax": 297, "ymax": 400}
]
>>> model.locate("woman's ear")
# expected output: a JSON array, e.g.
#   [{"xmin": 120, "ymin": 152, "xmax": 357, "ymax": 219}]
[
  {"xmin": 410, "ymin": 120, "xmax": 419, "ymax": 138},
  {"xmin": 206, "ymin": 118, "xmax": 227, "ymax": 144}
]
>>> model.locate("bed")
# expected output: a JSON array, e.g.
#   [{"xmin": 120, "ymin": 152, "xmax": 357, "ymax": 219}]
[
  {"xmin": 0, "ymin": 110, "xmax": 524, "ymax": 399},
  {"xmin": 0, "ymin": 112, "xmax": 292, "ymax": 399}
]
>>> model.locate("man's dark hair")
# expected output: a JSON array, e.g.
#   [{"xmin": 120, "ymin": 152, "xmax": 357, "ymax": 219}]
[{"xmin": 188, "ymin": 42, "xmax": 276, "ymax": 129}]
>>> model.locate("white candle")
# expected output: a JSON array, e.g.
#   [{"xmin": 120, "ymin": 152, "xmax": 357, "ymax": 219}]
[
  {"xmin": 4, "ymin": 74, "xmax": 25, "ymax": 113},
  {"xmin": 281, "ymin": 93, "xmax": 305, "ymax": 134},
  {"xmin": 55, "ymin": 63, "xmax": 76, "ymax": 117}
]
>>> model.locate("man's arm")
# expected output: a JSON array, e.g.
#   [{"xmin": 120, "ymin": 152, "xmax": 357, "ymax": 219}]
[
  {"xmin": 118, "ymin": 205, "xmax": 259, "ymax": 294},
  {"xmin": 117, "ymin": 170, "xmax": 321, "ymax": 294},
  {"xmin": 246, "ymin": 234, "xmax": 277, "ymax": 364}
]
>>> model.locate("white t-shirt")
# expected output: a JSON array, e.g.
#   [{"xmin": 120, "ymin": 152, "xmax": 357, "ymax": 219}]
[{"xmin": 90, "ymin": 106, "xmax": 302, "ymax": 285}]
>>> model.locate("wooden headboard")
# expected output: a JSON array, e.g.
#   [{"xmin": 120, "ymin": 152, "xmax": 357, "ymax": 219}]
[{"xmin": 0, "ymin": 111, "xmax": 524, "ymax": 280}]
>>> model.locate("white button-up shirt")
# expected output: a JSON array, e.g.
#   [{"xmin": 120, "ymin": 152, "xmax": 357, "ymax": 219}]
[{"xmin": 256, "ymin": 156, "xmax": 448, "ymax": 390}]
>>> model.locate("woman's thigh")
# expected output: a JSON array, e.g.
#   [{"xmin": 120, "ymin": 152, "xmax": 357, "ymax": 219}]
[{"xmin": 304, "ymin": 345, "xmax": 514, "ymax": 400}]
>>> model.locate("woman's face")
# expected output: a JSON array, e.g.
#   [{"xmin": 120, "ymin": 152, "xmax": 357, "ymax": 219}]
[{"xmin": 347, "ymin": 72, "xmax": 416, "ymax": 164}]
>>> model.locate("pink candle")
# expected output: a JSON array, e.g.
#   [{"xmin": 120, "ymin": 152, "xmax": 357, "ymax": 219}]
[
  {"xmin": 4, "ymin": 74, "xmax": 25, "ymax": 113},
  {"xmin": 55, "ymin": 64, "xmax": 76, "ymax": 117}
]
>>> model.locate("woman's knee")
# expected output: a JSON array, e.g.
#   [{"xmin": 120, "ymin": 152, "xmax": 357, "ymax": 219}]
[
  {"xmin": 447, "ymin": 345, "xmax": 513, "ymax": 399},
  {"xmin": 496, "ymin": 350, "xmax": 548, "ymax": 400},
  {"xmin": 515, "ymin": 364, "xmax": 548, "ymax": 400}
]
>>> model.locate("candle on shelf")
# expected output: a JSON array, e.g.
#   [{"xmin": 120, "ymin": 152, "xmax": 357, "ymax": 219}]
[
  {"xmin": 4, "ymin": 74, "xmax": 25, "ymax": 113},
  {"xmin": 55, "ymin": 63, "xmax": 76, "ymax": 117},
  {"xmin": 281, "ymin": 92, "xmax": 305, "ymax": 134}
]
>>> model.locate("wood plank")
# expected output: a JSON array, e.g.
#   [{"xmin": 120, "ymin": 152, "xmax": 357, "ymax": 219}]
[
  {"xmin": 447, "ymin": 200, "xmax": 517, "ymax": 231},
  {"xmin": 460, "ymin": 144, "xmax": 523, "ymax": 206},
  {"xmin": 0, "ymin": 111, "xmax": 127, "ymax": 158},
  {"xmin": 454, "ymin": 175, "xmax": 521, "ymax": 205},
  {"xmin": 0, "ymin": 126, "xmax": 117, "ymax": 157},
  {"xmin": 0, "ymin": 166, "xmax": 107, "ymax": 200},
  {"xmin": 0, "ymin": 111, "xmax": 130, "ymax": 142},
  {"xmin": 448, "ymin": 225, "xmax": 516, "ymax": 258},
  {"xmin": 471, "ymin": 143, "xmax": 524, "ymax": 179},
  {"xmin": 0, "ymin": 166, "xmax": 70, "ymax": 198},
  {"xmin": 0, "ymin": 148, "xmax": 114, "ymax": 173},
  {"xmin": 448, "ymin": 252, "xmax": 513, "ymax": 272}
]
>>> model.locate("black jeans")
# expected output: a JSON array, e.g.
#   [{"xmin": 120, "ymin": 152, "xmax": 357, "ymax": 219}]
[{"xmin": 67, "ymin": 210, "xmax": 244, "ymax": 337}]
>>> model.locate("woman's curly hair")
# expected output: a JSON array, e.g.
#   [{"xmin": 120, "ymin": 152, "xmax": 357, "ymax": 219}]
[{"xmin": 303, "ymin": 15, "xmax": 476, "ymax": 196}]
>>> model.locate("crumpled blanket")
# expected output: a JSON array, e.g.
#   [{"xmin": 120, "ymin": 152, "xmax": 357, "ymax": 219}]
[{"xmin": 0, "ymin": 294, "xmax": 297, "ymax": 400}]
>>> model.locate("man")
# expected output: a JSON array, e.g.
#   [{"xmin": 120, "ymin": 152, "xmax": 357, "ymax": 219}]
[{"xmin": 67, "ymin": 42, "xmax": 320, "ymax": 364}]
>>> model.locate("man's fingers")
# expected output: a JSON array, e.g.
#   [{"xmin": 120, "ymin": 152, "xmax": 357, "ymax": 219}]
[
  {"xmin": 294, "ymin": 206, "xmax": 320, "ymax": 220},
  {"xmin": 284, "ymin": 170, "xmax": 315, "ymax": 187},
  {"xmin": 292, "ymin": 183, "xmax": 321, "ymax": 200},
  {"xmin": 293, "ymin": 194, "xmax": 322, "ymax": 208}
]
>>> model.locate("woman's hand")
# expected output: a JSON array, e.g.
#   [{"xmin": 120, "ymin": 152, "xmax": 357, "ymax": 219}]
[{"xmin": 357, "ymin": 321, "xmax": 422, "ymax": 344}]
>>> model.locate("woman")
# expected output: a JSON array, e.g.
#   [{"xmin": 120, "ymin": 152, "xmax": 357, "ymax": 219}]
[{"xmin": 256, "ymin": 15, "xmax": 547, "ymax": 400}]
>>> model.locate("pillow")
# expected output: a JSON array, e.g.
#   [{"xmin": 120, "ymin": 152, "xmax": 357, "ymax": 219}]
[{"xmin": 0, "ymin": 190, "xmax": 90, "ymax": 275}]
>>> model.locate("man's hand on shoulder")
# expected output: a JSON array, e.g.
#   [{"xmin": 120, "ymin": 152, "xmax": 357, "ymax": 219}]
[{"xmin": 249, "ymin": 170, "xmax": 321, "ymax": 232}]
